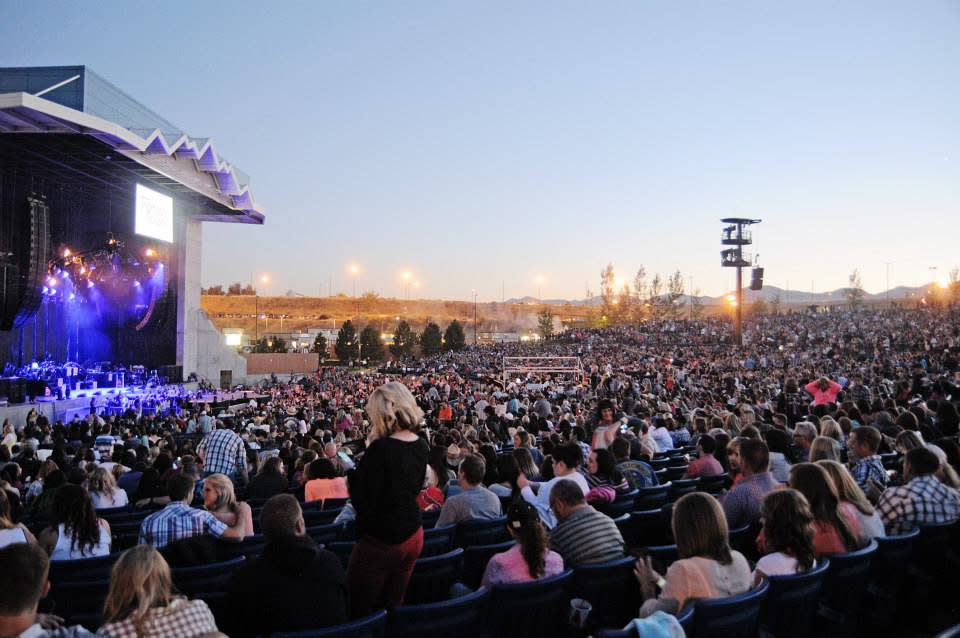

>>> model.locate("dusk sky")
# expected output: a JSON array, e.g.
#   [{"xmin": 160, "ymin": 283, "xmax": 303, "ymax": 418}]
[{"xmin": 2, "ymin": 2, "xmax": 958, "ymax": 301}]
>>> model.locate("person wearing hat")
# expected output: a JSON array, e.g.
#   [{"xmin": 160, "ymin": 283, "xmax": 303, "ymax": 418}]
[{"xmin": 480, "ymin": 501, "xmax": 564, "ymax": 587}]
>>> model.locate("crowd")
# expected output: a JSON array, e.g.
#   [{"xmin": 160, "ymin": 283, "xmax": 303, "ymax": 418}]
[{"xmin": 0, "ymin": 306, "xmax": 958, "ymax": 637}]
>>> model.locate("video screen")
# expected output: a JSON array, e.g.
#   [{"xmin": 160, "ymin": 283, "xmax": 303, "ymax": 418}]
[{"xmin": 135, "ymin": 183, "xmax": 173, "ymax": 242}]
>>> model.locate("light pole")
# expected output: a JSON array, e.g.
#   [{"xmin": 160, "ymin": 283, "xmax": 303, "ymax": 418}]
[
  {"xmin": 348, "ymin": 264, "xmax": 360, "ymax": 317},
  {"xmin": 884, "ymin": 262, "xmax": 892, "ymax": 307},
  {"xmin": 401, "ymin": 271, "xmax": 413, "ymax": 300},
  {"xmin": 536, "ymin": 275, "xmax": 544, "ymax": 301},
  {"xmin": 253, "ymin": 274, "xmax": 269, "ymax": 344},
  {"xmin": 472, "ymin": 289, "xmax": 478, "ymax": 345}
]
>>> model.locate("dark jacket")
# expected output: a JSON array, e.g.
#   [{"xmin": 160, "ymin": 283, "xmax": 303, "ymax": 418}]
[
  {"xmin": 246, "ymin": 471, "xmax": 290, "ymax": 500},
  {"xmin": 223, "ymin": 534, "xmax": 348, "ymax": 638}
]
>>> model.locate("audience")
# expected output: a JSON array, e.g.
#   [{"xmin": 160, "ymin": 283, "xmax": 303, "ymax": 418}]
[
  {"xmin": 877, "ymin": 447, "xmax": 960, "ymax": 535},
  {"xmin": 683, "ymin": 434, "xmax": 724, "ymax": 479},
  {"xmin": 754, "ymin": 489, "xmax": 817, "ymax": 584},
  {"xmin": 202, "ymin": 473, "xmax": 254, "ymax": 538},
  {"xmin": 0, "ymin": 489, "xmax": 35, "ymax": 548},
  {"xmin": 847, "ymin": 426, "xmax": 888, "ymax": 494},
  {"xmin": 480, "ymin": 500, "xmax": 564, "ymax": 587},
  {"xmin": 787, "ymin": 464, "xmax": 860, "ymax": 556},
  {"xmin": 518, "ymin": 443, "xmax": 589, "ymax": 529},
  {"xmin": 303, "ymin": 458, "xmax": 348, "ymax": 505},
  {"xmin": 817, "ymin": 460, "xmax": 885, "ymax": 542},
  {"xmin": 548, "ymin": 478, "xmax": 625, "ymax": 565},
  {"xmin": 86, "ymin": 466, "xmax": 129, "ymax": 509},
  {"xmin": 245, "ymin": 456, "xmax": 289, "ymax": 500},
  {"xmin": 139, "ymin": 474, "xmax": 251, "ymax": 548},
  {"xmin": 435, "ymin": 454, "xmax": 502, "ymax": 526},
  {"xmin": 808, "ymin": 436, "xmax": 841, "ymax": 463},
  {"xmin": 39, "ymin": 484, "xmax": 111, "ymax": 560},
  {"xmin": 722, "ymin": 439, "xmax": 779, "ymax": 528}
]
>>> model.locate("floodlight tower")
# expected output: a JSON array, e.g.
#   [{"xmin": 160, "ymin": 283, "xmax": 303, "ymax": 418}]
[{"xmin": 720, "ymin": 218, "xmax": 761, "ymax": 346}]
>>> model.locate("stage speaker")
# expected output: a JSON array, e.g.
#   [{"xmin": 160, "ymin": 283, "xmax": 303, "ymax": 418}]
[
  {"xmin": 750, "ymin": 267, "xmax": 765, "ymax": 291},
  {"xmin": 159, "ymin": 365, "xmax": 183, "ymax": 383},
  {"xmin": 14, "ymin": 196, "xmax": 51, "ymax": 328},
  {"xmin": 0, "ymin": 261, "xmax": 19, "ymax": 331}
]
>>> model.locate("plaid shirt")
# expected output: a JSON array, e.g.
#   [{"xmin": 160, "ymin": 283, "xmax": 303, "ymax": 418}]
[
  {"xmin": 723, "ymin": 471, "xmax": 780, "ymax": 529},
  {"xmin": 138, "ymin": 502, "xmax": 227, "ymax": 548},
  {"xmin": 877, "ymin": 474, "xmax": 960, "ymax": 535},
  {"xmin": 850, "ymin": 455, "xmax": 888, "ymax": 492},
  {"xmin": 97, "ymin": 598, "xmax": 218, "ymax": 638},
  {"xmin": 197, "ymin": 428, "xmax": 246, "ymax": 477}
]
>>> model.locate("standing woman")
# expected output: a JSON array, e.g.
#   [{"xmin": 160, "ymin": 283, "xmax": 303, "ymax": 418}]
[
  {"xmin": 347, "ymin": 381, "xmax": 429, "ymax": 617},
  {"xmin": 39, "ymin": 484, "xmax": 112, "ymax": 560}
]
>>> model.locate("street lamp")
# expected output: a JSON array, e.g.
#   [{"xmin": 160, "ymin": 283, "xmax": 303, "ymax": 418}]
[
  {"xmin": 252, "ymin": 273, "xmax": 270, "ymax": 343},
  {"xmin": 401, "ymin": 271, "xmax": 413, "ymax": 300},
  {"xmin": 348, "ymin": 264, "xmax": 360, "ymax": 316}
]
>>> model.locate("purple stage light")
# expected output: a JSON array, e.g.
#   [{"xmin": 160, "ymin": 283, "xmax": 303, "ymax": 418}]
[
  {"xmin": 133, "ymin": 280, "xmax": 141, "ymax": 287},
  {"xmin": 87, "ymin": 280, "xmax": 95, "ymax": 289},
  {"xmin": 41, "ymin": 286, "xmax": 48, "ymax": 294}
]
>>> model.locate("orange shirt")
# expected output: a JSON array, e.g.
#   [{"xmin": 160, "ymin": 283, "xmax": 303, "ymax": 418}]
[{"xmin": 305, "ymin": 477, "xmax": 349, "ymax": 504}]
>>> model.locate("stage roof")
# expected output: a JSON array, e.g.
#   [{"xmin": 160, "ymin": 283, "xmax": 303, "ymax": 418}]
[{"xmin": 0, "ymin": 66, "xmax": 264, "ymax": 224}]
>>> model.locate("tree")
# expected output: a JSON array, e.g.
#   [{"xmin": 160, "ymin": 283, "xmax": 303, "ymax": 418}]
[
  {"xmin": 420, "ymin": 322, "xmax": 443, "ymax": 356},
  {"xmin": 949, "ymin": 267, "xmax": 960, "ymax": 307},
  {"xmin": 648, "ymin": 273, "xmax": 665, "ymax": 320},
  {"xmin": 633, "ymin": 266, "xmax": 648, "ymax": 322},
  {"xmin": 334, "ymin": 320, "xmax": 358, "ymax": 363},
  {"xmin": 204, "ymin": 285, "xmax": 224, "ymax": 295},
  {"xmin": 241, "ymin": 284, "xmax": 255, "ymax": 295},
  {"xmin": 360, "ymin": 325, "xmax": 384, "ymax": 361},
  {"xmin": 227, "ymin": 282, "xmax": 243, "ymax": 295},
  {"xmin": 690, "ymin": 286, "xmax": 705, "ymax": 319},
  {"xmin": 600, "ymin": 264, "xmax": 616, "ymax": 319},
  {"xmin": 390, "ymin": 320, "xmax": 416, "ymax": 358},
  {"xmin": 253, "ymin": 337, "xmax": 286, "ymax": 353},
  {"xmin": 665, "ymin": 271, "xmax": 685, "ymax": 319},
  {"xmin": 361, "ymin": 291, "xmax": 380, "ymax": 311},
  {"xmin": 311, "ymin": 333, "xmax": 327, "ymax": 357},
  {"xmin": 443, "ymin": 320, "xmax": 466, "ymax": 352},
  {"xmin": 847, "ymin": 269, "xmax": 865, "ymax": 308},
  {"xmin": 537, "ymin": 307, "xmax": 555, "ymax": 339}
]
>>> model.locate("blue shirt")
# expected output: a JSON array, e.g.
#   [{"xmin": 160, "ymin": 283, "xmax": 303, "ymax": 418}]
[{"xmin": 139, "ymin": 502, "xmax": 227, "ymax": 548}]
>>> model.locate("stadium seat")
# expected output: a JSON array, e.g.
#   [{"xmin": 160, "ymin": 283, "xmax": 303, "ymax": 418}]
[
  {"xmin": 49, "ymin": 552, "xmax": 121, "ymax": 583},
  {"xmin": 403, "ymin": 548, "xmax": 465, "ymax": 605},
  {"xmin": 455, "ymin": 517, "xmax": 509, "ymax": 547},
  {"xmin": 667, "ymin": 477, "xmax": 699, "ymax": 500},
  {"xmin": 866, "ymin": 529, "xmax": 919, "ymax": 628},
  {"xmin": 171, "ymin": 556, "xmax": 246, "ymax": 596},
  {"xmin": 49, "ymin": 579, "xmax": 110, "ymax": 621},
  {"xmin": 322, "ymin": 497, "xmax": 349, "ymax": 510},
  {"xmin": 113, "ymin": 531, "xmax": 140, "ymax": 551},
  {"xmin": 386, "ymin": 586, "xmax": 489, "ymax": 638},
  {"xmin": 816, "ymin": 539, "xmax": 878, "ymax": 638},
  {"xmin": 729, "ymin": 522, "xmax": 762, "ymax": 563},
  {"xmin": 594, "ymin": 491, "xmax": 638, "ymax": 518},
  {"xmin": 196, "ymin": 590, "xmax": 228, "ymax": 629},
  {"xmin": 760, "ymin": 558, "xmax": 830, "ymax": 638},
  {"xmin": 621, "ymin": 510, "xmax": 670, "ymax": 549},
  {"xmin": 689, "ymin": 579, "xmax": 769, "ymax": 638},
  {"xmin": 327, "ymin": 541, "xmax": 355, "ymax": 569},
  {"xmin": 421, "ymin": 509, "xmax": 441, "ymax": 529},
  {"xmin": 95, "ymin": 505, "xmax": 132, "ymax": 517},
  {"xmin": 677, "ymin": 606, "xmax": 693, "ymax": 634},
  {"xmin": 570, "ymin": 555, "xmax": 640, "ymax": 629},
  {"xmin": 462, "ymin": 541, "xmax": 515, "ymax": 590},
  {"xmin": 271, "ymin": 609, "xmax": 387, "ymax": 638},
  {"xmin": 422, "ymin": 524, "xmax": 456, "ymax": 557},
  {"xmin": 488, "ymin": 570, "xmax": 574, "ymax": 638},
  {"xmin": 650, "ymin": 458, "xmax": 669, "ymax": 471},
  {"xmin": 698, "ymin": 474, "xmax": 730, "ymax": 495},
  {"xmin": 218, "ymin": 533, "xmax": 268, "ymax": 560},
  {"xmin": 645, "ymin": 545, "xmax": 678, "ymax": 572},
  {"xmin": 307, "ymin": 522, "xmax": 345, "ymax": 545},
  {"xmin": 634, "ymin": 485, "xmax": 670, "ymax": 511},
  {"xmin": 302, "ymin": 508, "xmax": 342, "ymax": 527},
  {"xmin": 653, "ymin": 469, "xmax": 669, "ymax": 484}
]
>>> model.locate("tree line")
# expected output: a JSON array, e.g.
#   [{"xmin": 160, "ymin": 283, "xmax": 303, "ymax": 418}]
[{"xmin": 327, "ymin": 319, "xmax": 467, "ymax": 363}]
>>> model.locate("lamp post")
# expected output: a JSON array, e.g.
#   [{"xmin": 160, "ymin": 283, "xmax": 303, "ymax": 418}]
[
  {"xmin": 348, "ymin": 264, "xmax": 360, "ymax": 317},
  {"xmin": 401, "ymin": 271, "xmax": 413, "ymax": 301},
  {"xmin": 720, "ymin": 219, "xmax": 760, "ymax": 347},
  {"xmin": 472, "ymin": 289, "xmax": 478, "ymax": 345},
  {"xmin": 253, "ymin": 273, "xmax": 270, "ymax": 344}
]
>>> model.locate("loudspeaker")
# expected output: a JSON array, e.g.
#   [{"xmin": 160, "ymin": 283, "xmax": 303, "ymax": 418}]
[
  {"xmin": 0, "ymin": 261, "xmax": 19, "ymax": 331},
  {"xmin": 159, "ymin": 365, "xmax": 183, "ymax": 383},
  {"xmin": 13, "ymin": 196, "xmax": 50, "ymax": 328},
  {"xmin": 750, "ymin": 267, "xmax": 765, "ymax": 291}
]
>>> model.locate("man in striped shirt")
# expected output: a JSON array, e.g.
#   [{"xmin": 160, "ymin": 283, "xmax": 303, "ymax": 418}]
[{"xmin": 548, "ymin": 479, "xmax": 624, "ymax": 566}]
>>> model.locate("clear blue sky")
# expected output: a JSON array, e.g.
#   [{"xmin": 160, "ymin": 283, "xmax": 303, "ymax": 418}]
[{"xmin": 2, "ymin": 1, "xmax": 958, "ymax": 301}]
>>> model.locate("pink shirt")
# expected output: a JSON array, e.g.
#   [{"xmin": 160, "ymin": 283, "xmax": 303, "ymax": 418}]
[
  {"xmin": 804, "ymin": 380, "xmax": 842, "ymax": 406},
  {"xmin": 684, "ymin": 455, "xmax": 725, "ymax": 478},
  {"xmin": 480, "ymin": 544, "xmax": 564, "ymax": 587}
]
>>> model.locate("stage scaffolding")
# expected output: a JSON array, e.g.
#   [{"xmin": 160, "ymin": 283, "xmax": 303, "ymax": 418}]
[{"xmin": 502, "ymin": 356, "xmax": 585, "ymax": 388}]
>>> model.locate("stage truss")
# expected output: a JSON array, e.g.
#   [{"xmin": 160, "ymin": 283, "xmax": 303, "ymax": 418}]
[{"xmin": 502, "ymin": 356, "xmax": 585, "ymax": 388}]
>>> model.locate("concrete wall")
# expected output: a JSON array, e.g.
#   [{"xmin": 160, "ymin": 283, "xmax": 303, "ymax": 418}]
[
  {"xmin": 194, "ymin": 310, "xmax": 247, "ymax": 385},
  {"xmin": 242, "ymin": 353, "xmax": 319, "ymax": 376}
]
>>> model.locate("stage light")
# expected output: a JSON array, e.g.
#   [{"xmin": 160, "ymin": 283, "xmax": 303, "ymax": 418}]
[
  {"xmin": 133, "ymin": 280, "xmax": 141, "ymax": 287},
  {"xmin": 87, "ymin": 280, "xmax": 95, "ymax": 289},
  {"xmin": 145, "ymin": 248, "xmax": 156, "ymax": 258},
  {"xmin": 68, "ymin": 293, "xmax": 75, "ymax": 300},
  {"xmin": 63, "ymin": 248, "xmax": 71, "ymax": 257}
]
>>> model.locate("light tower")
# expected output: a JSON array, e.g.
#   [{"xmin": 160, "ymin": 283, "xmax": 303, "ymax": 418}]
[{"xmin": 720, "ymin": 218, "xmax": 761, "ymax": 346}]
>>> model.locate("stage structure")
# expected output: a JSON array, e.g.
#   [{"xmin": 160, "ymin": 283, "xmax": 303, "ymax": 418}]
[
  {"xmin": 0, "ymin": 66, "xmax": 265, "ymax": 403},
  {"xmin": 502, "ymin": 356, "xmax": 585, "ymax": 388}
]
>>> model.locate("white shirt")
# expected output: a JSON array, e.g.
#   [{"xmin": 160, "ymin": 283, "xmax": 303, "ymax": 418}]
[
  {"xmin": 521, "ymin": 471, "xmax": 590, "ymax": 529},
  {"xmin": 50, "ymin": 522, "xmax": 111, "ymax": 561},
  {"xmin": 0, "ymin": 526, "xmax": 28, "ymax": 549},
  {"xmin": 753, "ymin": 552, "xmax": 816, "ymax": 579}
]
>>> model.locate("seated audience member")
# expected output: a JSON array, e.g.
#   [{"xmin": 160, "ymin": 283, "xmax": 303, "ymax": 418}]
[
  {"xmin": 683, "ymin": 434, "xmax": 725, "ymax": 479},
  {"xmin": 518, "ymin": 443, "xmax": 589, "ymax": 529},
  {"xmin": 877, "ymin": 447, "xmax": 960, "ymax": 535},
  {"xmin": 0, "ymin": 489, "xmax": 36, "ymax": 548},
  {"xmin": 224, "ymin": 494, "xmax": 347, "ymax": 637},
  {"xmin": 792, "ymin": 422, "xmax": 818, "ymax": 462},
  {"xmin": 808, "ymin": 436, "xmax": 841, "ymax": 463},
  {"xmin": 584, "ymin": 448, "xmax": 631, "ymax": 501},
  {"xmin": 754, "ymin": 489, "xmax": 818, "ymax": 584},
  {"xmin": 636, "ymin": 492, "xmax": 751, "ymax": 617},
  {"xmin": 611, "ymin": 437, "xmax": 658, "ymax": 489},
  {"xmin": 549, "ymin": 478, "xmax": 624, "ymax": 565},
  {"xmin": 763, "ymin": 429, "xmax": 793, "ymax": 483},
  {"xmin": 245, "ymin": 456, "xmax": 289, "ymax": 500},
  {"xmin": 0, "ymin": 542, "xmax": 95, "ymax": 637},
  {"xmin": 87, "ymin": 466, "xmax": 129, "ymax": 509},
  {"xmin": 139, "ymin": 473, "xmax": 251, "ymax": 548},
  {"xmin": 489, "ymin": 454, "xmax": 522, "ymax": 499},
  {"xmin": 99, "ymin": 545, "xmax": 219, "ymax": 638},
  {"xmin": 788, "ymin": 464, "xmax": 861, "ymax": 556},
  {"xmin": 436, "ymin": 454, "xmax": 502, "ymax": 526},
  {"xmin": 39, "ymin": 484, "xmax": 111, "ymax": 560},
  {"xmin": 325, "ymin": 442, "xmax": 355, "ymax": 474},
  {"xmin": 203, "ymin": 473, "xmax": 254, "ymax": 537},
  {"xmin": 817, "ymin": 460, "xmax": 885, "ymax": 541},
  {"xmin": 722, "ymin": 439, "xmax": 779, "ymax": 529},
  {"xmin": 847, "ymin": 426, "xmax": 888, "ymax": 494},
  {"xmin": 304, "ymin": 458, "xmax": 349, "ymax": 505},
  {"xmin": 481, "ymin": 500, "xmax": 564, "ymax": 587}
]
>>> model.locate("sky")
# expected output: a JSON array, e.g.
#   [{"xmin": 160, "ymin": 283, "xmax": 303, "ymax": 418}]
[{"xmin": 1, "ymin": 1, "xmax": 958, "ymax": 301}]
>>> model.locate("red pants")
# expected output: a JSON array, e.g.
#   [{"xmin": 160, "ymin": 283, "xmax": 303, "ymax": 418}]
[{"xmin": 347, "ymin": 527, "xmax": 424, "ymax": 618}]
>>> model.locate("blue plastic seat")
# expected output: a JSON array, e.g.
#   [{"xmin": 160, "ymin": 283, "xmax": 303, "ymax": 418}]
[
  {"xmin": 645, "ymin": 545, "xmax": 678, "ymax": 572},
  {"xmin": 634, "ymin": 484, "xmax": 670, "ymax": 511},
  {"xmin": 328, "ymin": 541, "xmax": 355, "ymax": 569},
  {"xmin": 302, "ymin": 508, "xmax": 342, "ymax": 527},
  {"xmin": 816, "ymin": 539, "xmax": 878, "ymax": 638},
  {"xmin": 698, "ymin": 474, "xmax": 730, "ymax": 495},
  {"xmin": 322, "ymin": 497, "xmax": 349, "ymax": 510},
  {"xmin": 866, "ymin": 529, "xmax": 918, "ymax": 627},
  {"xmin": 489, "ymin": 569, "xmax": 574, "ymax": 638},
  {"xmin": 690, "ymin": 579, "xmax": 769, "ymax": 638},
  {"xmin": 664, "ymin": 465, "xmax": 689, "ymax": 482},
  {"xmin": 49, "ymin": 579, "xmax": 110, "ymax": 621},
  {"xmin": 594, "ymin": 491, "xmax": 638, "ymax": 519},
  {"xmin": 760, "ymin": 559, "xmax": 830, "ymax": 638},
  {"xmin": 421, "ymin": 524, "xmax": 456, "ymax": 557},
  {"xmin": 622, "ymin": 509, "xmax": 670, "ymax": 548},
  {"xmin": 570, "ymin": 555, "xmax": 639, "ymax": 629},
  {"xmin": 421, "ymin": 509, "xmax": 441, "ymax": 529},
  {"xmin": 218, "ymin": 533, "xmax": 268, "ymax": 560},
  {"xmin": 271, "ymin": 609, "xmax": 387, "ymax": 638},
  {"xmin": 667, "ymin": 477, "xmax": 700, "ymax": 500},
  {"xmin": 455, "ymin": 517, "xmax": 509, "ymax": 548},
  {"xmin": 171, "ymin": 556, "xmax": 246, "ymax": 596},
  {"xmin": 49, "ymin": 552, "xmax": 121, "ymax": 583},
  {"xmin": 462, "ymin": 541, "xmax": 515, "ymax": 590},
  {"xmin": 386, "ymin": 587, "xmax": 489, "ymax": 638},
  {"xmin": 403, "ymin": 548, "xmax": 464, "ymax": 605},
  {"xmin": 307, "ymin": 522, "xmax": 344, "ymax": 545},
  {"xmin": 595, "ymin": 627, "xmax": 636, "ymax": 638}
]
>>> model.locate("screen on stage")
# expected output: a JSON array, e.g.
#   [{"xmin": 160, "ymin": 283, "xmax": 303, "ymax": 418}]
[{"xmin": 135, "ymin": 184, "xmax": 174, "ymax": 242}]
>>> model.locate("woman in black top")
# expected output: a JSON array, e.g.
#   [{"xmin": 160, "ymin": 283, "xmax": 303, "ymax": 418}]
[{"xmin": 347, "ymin": 381, "xmax": 428, "ymax": 617}]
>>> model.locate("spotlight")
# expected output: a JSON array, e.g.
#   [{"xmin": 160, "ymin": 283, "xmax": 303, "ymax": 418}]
[
  {"xmin": 133, "ymin": 280, "xmax": 141, "ymax": 287},
  {"xmin": 145, "ymin": 248, "xmax": 155, "ymax": 258},
  {"xmin": 87, "ymin": 280, "xmax": 95, "ymax": 289},
  {"xmin": 68, "ymin": 293, "xmax": 75, "ymax": 300}
]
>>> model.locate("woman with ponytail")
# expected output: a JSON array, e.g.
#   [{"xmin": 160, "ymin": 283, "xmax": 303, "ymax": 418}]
[{"xmin": 481, "ymin": 500, "xmax": 563, "ymax": 586}]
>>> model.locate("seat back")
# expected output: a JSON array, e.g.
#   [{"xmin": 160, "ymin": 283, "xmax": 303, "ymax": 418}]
[
  {"xmin": 403, "ymin": 548, "xmax": 465, "ymax": 605},
  {"xmin": 462, "ymin": 541, "xmax": 515, "ymax": 590},
  {"xmin": 634, "ymin": 485, "xmax": 670, "ymax": 511},
  {"xmin": 422, "ymin": 524, "xmax": 456, "ymax": 557},
  {"xmin": 302, "ymin": 508, "xmax": 342, "ymax": 527},
  {"xmin": 307, "ymin": 522, "xmax": 345, "ymax": 546},
  {"xmin": 328, "ymin": 541, "xmax": 355, "ymax": 570},
  {"xmin": 594, "ymin": 493, "xmax": 637, "ymax": 519},
  {"xmin": 571, "ymin": 556, "xmax": 639, "ymax": 629},
  {"xmin": 387, "ymin": 587, "xmax": 489, "ymax": 638},
  {"xmin": 623, "ymin": 510, "xmax": 670, "ymax": 548},
  {"xmin": 692, "ymin": 580, "xmax": 769, "ymax": 638},
  {"xmin": 272, "ymin": 609, "xmax": 387, "ymax": 638},
  {"xmin": 489, "ymin": 570, "xmax": 574, "ymax": 638},
  {"xmin": 49, "ymin": 552, "xmax": 121, "ymax": 583},
  {"xmin": 322, "ymin": 497, "xmax": 349, "ymax": 510},
  {"xmin": 596, "ymin": 628, "xmax": 637, "ymax": 638},
  {"xmin": 456, "ymin": 517, "xmax": 509, "ymax": 548},
  {"xmin": 871, "ymin": 530, "xmax": 919, "ymax": 598},
  {"xmin": 50, "ymin": 579, "xmax": 111, "ymax": 621},
  {"xmin": 667, "ymin": 477, "xmax": 700, "ymax": 500},
  {"xmin": 421, "ymin": 509, "xmax": 441, "ymax": 529},
  {"xmin": 699, "ymin": 474, "xmax": 730, "ymax": 494},
  {"xmin": 760, "ymin": 559, "xmax": 830, "ymax": 638},
  {"xmin": 645, "ymin": 545, "xmax": 678, "ymax": 572},
  {"xmin": 217, "ymin": 533, "xmax": 268, "ymax": 560},
  {"xmin": 171, "ymin": 556, "xmax": 246, "ymax": 596},
  {"xmin": 664, "ymin": 465, "xmax": 689, "ymax": 482},
  {"xmin": 819, "ymin": 540, "xmax": 878, "ymax": 617},
  {"xmin": 914, "ymin": 521, "xmax": 957, "ymax": 579}
]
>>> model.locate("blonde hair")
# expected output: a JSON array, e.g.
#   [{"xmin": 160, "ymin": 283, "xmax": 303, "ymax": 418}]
[
  {"xmin": 87, "ymin": 466, "xmax": 117, "ymax": 496},
  {"xmin": 203, "ymin": 473, "xmax": 238, "ymax": 513},
  {"xmin": 809, "ymin": 436, "xmax": 841, "ymax": 462},
  {"xmin": 365, "ymin": 382, "xmax": 424, "ymax": 444},
  {"xmin": 896, "ymin": 430, "xmax": 924, "ymax": 454},
  {"xmin": 817, "ymin": 460, "xmax": 875, "ymax": 516},
  {"xmin": 819, "ymin": 419, "xmax": 843, "ymax": 442},
  {"xmin": 102, "ymin": 546, "xmax": 175, "ymax": 635}
]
